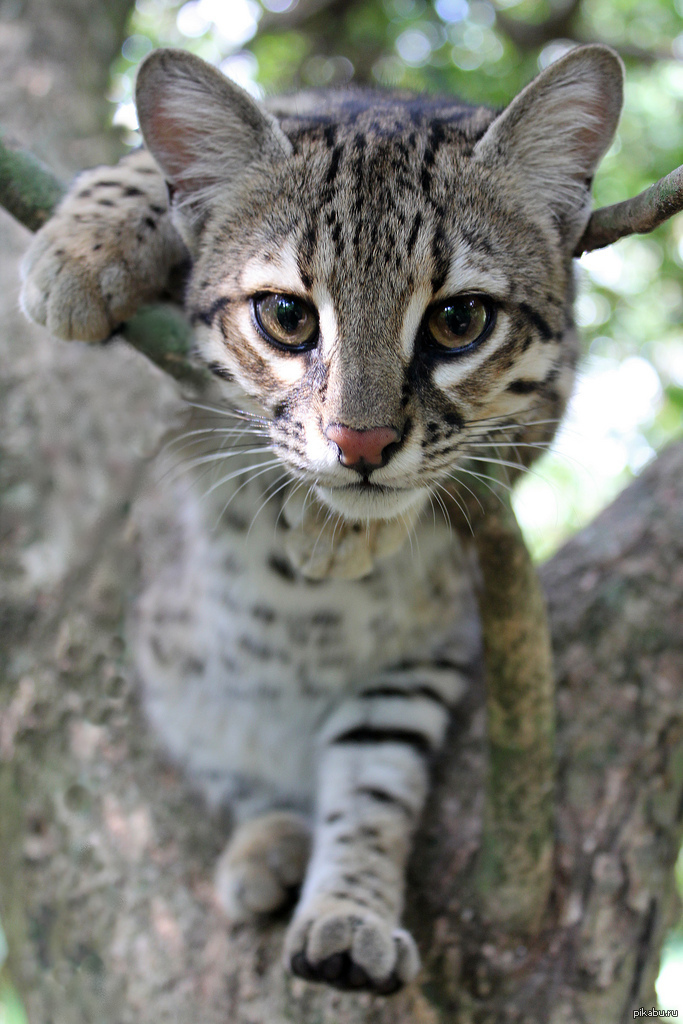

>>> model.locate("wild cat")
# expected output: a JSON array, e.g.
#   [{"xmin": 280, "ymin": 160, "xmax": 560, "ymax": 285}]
[{"xmin": 21, "ymin": 44, "xmax": 623, "ymax": 993}]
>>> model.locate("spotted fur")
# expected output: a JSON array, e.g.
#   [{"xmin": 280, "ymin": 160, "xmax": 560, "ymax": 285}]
[{"xmin": 20, "ymin": 45, "xmax": 623, "ymax": 993}]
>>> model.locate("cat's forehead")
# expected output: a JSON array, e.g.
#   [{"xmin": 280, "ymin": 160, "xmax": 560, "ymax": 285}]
[
  {"xmin": 276, "ymin": 96, "xmax": 496, "ymax": 193},
  {"xmin": 198, "ymin": 92, "xmax": 559, "ymax": 310}
]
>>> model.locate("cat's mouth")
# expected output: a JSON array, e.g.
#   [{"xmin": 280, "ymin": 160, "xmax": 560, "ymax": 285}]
[{"xmin": 315, "ymin": 481, "xmax": 426, "ymax": 521}]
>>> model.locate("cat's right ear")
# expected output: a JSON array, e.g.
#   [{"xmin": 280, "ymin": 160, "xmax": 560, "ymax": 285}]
[
  {"xmin": 135, "ymin": 49, "xmax": 292, "ymax": 247},
  {"xmin": 473, "ymin": 45, "xmax": 623, "ymax": 248}
]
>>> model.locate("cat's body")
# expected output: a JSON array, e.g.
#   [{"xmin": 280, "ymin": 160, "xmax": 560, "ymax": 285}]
[{"xmin": 20, "ymin": 45, "xmax": 623, "ymax": 993}]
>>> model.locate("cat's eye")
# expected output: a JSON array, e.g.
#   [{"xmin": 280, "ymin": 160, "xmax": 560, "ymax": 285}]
[
  {"xmin": 425, "ymin": 295, "xmax": 495, "ymax": 353},
  {"xmin": 253, "ymin": 294, "xmax": 318, "ymax": 351}
]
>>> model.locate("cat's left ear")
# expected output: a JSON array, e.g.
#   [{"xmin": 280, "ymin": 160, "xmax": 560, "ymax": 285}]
[
  {"xmin": 474, "ymin": 45, "xmax": 623, "ymax": 244},
  {"xmin": 135, "ymin": 49, "xmax": 292, "ymax": 249}
]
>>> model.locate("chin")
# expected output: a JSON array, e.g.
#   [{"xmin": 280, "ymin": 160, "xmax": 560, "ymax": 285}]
[{"xmin": 315, "ymin": 483, "xmax": 427, "ymax": 522}]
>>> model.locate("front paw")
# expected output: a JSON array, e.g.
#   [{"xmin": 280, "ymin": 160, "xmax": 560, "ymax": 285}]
[
  {"xmin": 21, "ymin": 224, "xmax": 131, "ymax": 341},
  {"xmin": 20, "ymin": 155, "xmax": 185, "ymax": 342},
  {"xmin": 285, "ymin": 898, "xmax": 420, "ymax": 994},
  {"xmin": 214, "ymin": 811, "xmax": 311, "ymax": 922}
]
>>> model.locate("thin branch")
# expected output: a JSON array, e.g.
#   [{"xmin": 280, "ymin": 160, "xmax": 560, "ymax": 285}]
[
  {"xmin": 443, "ymin": 479, "xmax": 555, "ymax": 932},
  {"xmin": 493, "ymin": 0, "xmax": 674, "ymax": 64},
  {"xmin": 0, "ymin": 128, "xmax": 65, "ymax": 231},
  {"xmin": 576, "ymin": 163, "xmax": 683, "ymax": 254},
  {"xmin": 494, "ymin": 0, "xmax": 581, "ymax": 52},
  {"xmin": 257, "ymin": 0, "xmax": 356, "ymax": 35}
]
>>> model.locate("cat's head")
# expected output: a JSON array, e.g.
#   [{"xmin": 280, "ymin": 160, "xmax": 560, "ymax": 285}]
[{"xmin": 136, "ymin": 46, "xmax": 622, "ymax": 522}]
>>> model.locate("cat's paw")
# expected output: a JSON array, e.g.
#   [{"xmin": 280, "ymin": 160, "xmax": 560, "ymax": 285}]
[
  {"xmin": 285, "ymin": 898, "xmax": 420, "ymax": 994},
  {"xmin": 21, "ymin": 223, "xmax": 130, "ymax": 342},
  {"xmin": 214, "ymin": 811, "xmax": 311, "ymax": 922},
  {"xmin": 20, "ymin": 153, "xmax": 186, "ymax": 342}
]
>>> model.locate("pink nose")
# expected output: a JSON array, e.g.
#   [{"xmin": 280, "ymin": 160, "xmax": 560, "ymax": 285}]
[{"xmin": 325, "ymin": 423, "xmax": 401, "ymax": 470}]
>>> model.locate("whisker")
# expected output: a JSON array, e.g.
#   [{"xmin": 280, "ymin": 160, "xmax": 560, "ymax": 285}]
[
  {"xmin": 426, "ymin": 484, "xmax": 453, "ymax": 537},
  {"xmin": 440, "ymin": 473, "xmax": 485, "ymax": 517},
  {"xmin": 463, "ymin": 440, "xmax": 553, "ymax": 453},
  {"xmin": 201, "ymin": 457, "xmax": 282, "ymax": 504},
  {"xmin": 166, "ymin": 445, "xmax": 276, "ymax": 479},
  {"xmin": 210, "ymin": 459, "xmax": 284, "ymax": 529},
  {"xmin": 462, "ymin": 454, "xmax": 539, "ymax": 473},
  {"xmin": 435, "ymin": 481, "xmax": 474, "ymax": 536},
  {"xmin": 246, "ymin": 472, "xmax": 290, "ymax": 541},
  {"xmin": 273, "ymin": 478, "xmax": 307, "ymax": 540},
  {"xmin": 308, "ymin": 504, "xmax": 341, "ymax": 569},
  {"xmin": 398, "ymin": 509, "xmax": 416, "ymax": 561},
  {"xmin": 423, "ymin": 487, "xmax": 440, "ymax": 534},
  {"xmin": 186, "ymin": 400, "xmax": 269, "ymax": 425},
  {"xmin": 446, "ymin": 467, "xmax": 511, "ymax": 506},
  {"xmin": 165, "ymin": 425, "xmax": 268, "ymax": 450}
]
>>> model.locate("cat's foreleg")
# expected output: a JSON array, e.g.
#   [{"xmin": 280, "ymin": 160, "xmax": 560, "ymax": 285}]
[
  {"xmin": 285, "ymin": 670, "xmax": 464, "ymax": 993},
  {"xmin": 20, "ymin": 148, "xmax": 187, "ymax": 342}
]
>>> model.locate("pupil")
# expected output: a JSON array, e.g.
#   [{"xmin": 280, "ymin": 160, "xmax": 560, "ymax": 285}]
[
  {"xmin": 277, "ymin": 298, "xmax": 303, "ymax": 333},
  {"xmin": 444, "ymin": 303, "xmax": 471, "ymax": 335}
]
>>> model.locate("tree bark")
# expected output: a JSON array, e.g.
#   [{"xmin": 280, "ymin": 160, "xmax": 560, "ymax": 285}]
[
  {"xmin": 1, "ymin": 4, "xmax": 682, "ymax": 1021},
  {"xmin": 1, "ymin": 431, "xmax": 682, "ymax": 1024}
]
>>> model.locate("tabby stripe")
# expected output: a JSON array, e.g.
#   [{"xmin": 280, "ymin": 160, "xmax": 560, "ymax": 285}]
[
  {"xmin": 326, "ymin": 145, "xmax": 343, "ymax": 186},
  {"xmin": 406, "ymin": 211, "xmax": 422, "ymax": 257},
  {"xmin": 359, "ymin": 684, "xmax": 451, "ymax": 709},
  {"xmin": 191, "ymin": 295, "xmax": 231, "ymax": 326},
  {"xmin": 330, "ymin": 726, "xmax": 433, "ymax": 757},
  {"xmin": 206, "ymin": 362, "xmax": 235, "ymax": 382},
  {"xmin": 354, "ymin": 786, "xmax": 414, "ymax": 817},
  {"xmin": 519, "ymin": 302, "xmax": 553, "ymax": 342},
  {"xmin": 507, "ymin": 379, "xmax": 540, "ymax": 394},
  {"xmin": 431, "ymin": 226, "xmax": 449, "ymax": 292}
]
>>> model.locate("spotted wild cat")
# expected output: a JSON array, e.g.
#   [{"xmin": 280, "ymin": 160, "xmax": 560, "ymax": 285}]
[{"xmin": 20, "ymin": 45, "xmax": 623, "ymax": 993}]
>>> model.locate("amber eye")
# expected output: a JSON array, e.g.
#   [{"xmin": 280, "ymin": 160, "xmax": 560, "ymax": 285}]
[
  {"xmin": 426, "ymin": 295, "xmax": 495, "ymax": 353},
  {"xmin": 253, "ymin": 294, "xmax": 318, "ymax": 351}
]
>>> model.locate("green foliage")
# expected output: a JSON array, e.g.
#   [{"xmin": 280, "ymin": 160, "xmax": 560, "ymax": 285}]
[{"xmin": 0, "ymin": 980, "xmax": 28, "ymax": 1024}]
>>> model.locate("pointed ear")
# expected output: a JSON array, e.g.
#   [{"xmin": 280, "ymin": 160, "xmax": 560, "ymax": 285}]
[
  {"xmin": 135, "ymin": 49, "xmax": 292, "ymax": 243},
  {"xmin": 474, "ymin": 45, "xmax": 623, "ymax": 243}
]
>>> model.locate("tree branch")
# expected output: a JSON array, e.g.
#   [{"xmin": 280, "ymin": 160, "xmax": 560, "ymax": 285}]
[
  {"xmin": 576, "ymin": 163, "xmax": 683, "ymax": 253},
  {"xmin": 492, "ymin": 0, "xmax": 673, "ymax": 64},
  {"xmin": 494, "ymin": 0, "xmax": 581, "ymax": 52},
  {"xmin": 0, "ymin": 128, "xmax": 65, "ymax": 231}
]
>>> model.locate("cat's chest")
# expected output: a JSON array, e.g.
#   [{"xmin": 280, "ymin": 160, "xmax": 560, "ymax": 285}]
[
  {"xmin": 205, "ymin": 504, "xmax": 467, "ymax": 688},
  {"xmin": 134, "ymin": 463, "xmax": 475, "ymax": 809}
]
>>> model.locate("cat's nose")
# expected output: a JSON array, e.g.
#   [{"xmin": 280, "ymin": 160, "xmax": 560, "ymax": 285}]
[{"xmin": 325, "ymin": 423, "xmax": 401, "ymax": 471}]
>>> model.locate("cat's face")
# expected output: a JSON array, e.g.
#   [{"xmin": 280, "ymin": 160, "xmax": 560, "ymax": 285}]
[{"xmin": 136, "ymin": 47, "xmax": 623, "ymax": 522}]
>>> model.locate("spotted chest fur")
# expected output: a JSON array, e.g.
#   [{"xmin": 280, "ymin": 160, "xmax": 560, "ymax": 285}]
[{"xmin": 20, "ymin": 44, "xmax": 623, "ymax": 994}]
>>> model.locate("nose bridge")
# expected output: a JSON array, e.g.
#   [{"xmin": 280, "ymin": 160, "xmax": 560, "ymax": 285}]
[{"xmin": 323, "ymin": 311, "xmax": 405, "ymax": 431}]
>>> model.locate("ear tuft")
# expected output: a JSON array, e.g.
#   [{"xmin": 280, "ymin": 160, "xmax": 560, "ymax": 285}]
[
  {"xmin": 474, "ymin": 45, "xmax": 624, "ymax": 238},
  {"xmin": 135, "ymin": 49, "xmax": 292, "ymax": 234}
]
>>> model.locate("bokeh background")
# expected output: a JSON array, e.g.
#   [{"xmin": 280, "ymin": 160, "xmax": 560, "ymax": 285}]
[{"xmin": 1, "ymin": 0, "xmax": 682, "ymax": 1017}]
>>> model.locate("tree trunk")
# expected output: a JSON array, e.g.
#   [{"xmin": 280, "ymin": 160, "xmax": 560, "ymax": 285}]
[
  {"xmin": 2, "ymin": 421, "xmax": 682, "ymax": 1023},
  {"xmin": 1, "ymin": 5, "xmax": 682, "ymax": 1021}
]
